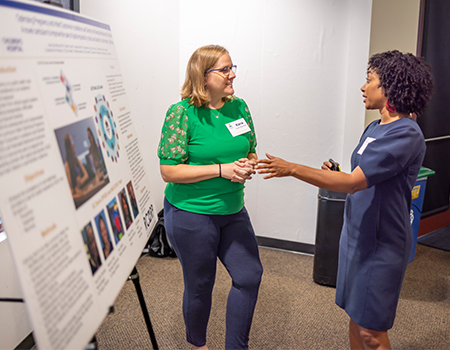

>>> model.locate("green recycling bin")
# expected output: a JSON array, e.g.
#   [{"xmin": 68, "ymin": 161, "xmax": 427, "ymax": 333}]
[{"xmin": 409, "ymin": 166, "xmax": 435, "ymax": 262}]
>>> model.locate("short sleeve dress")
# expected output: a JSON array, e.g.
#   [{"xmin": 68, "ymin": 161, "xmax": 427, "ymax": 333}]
[{"xmin": 335, "ymin": 117, "xmax": 426, "ymax": 331}]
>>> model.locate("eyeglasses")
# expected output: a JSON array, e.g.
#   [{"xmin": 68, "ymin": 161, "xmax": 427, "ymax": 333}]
[{"xmin": 205, "ymin": 65, "xmax": 237, "ymax": 76}]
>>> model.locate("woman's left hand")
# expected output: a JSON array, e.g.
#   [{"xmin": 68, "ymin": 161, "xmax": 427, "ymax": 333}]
[
  {"xmin": 255, "ymin": 153, "xmax": 292, "ymax": 179},
  {"xmin": 231, "ymin": 158, "xmax": 256, "ymax": 183}
]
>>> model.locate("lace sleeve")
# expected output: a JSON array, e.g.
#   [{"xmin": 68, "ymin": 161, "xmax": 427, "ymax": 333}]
[{"xmin": 157, "ymin": 103, "xmax": 189, "ymax": 164}]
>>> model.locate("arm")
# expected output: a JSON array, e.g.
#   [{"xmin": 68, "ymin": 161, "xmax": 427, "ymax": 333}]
[
  {"xmin": 256, "ymin": 153, "xmax": 368, "ymax": 194},
  {"xmin": 75, "ymin": 158, "xmax": 89, "ymax": 187},
  {"xmin": 65, "ymin": 162, "xmax": 74, "ymax": 194},
  {"xmin": 160, "ymin": 163, "xmax": 220, "ymax": 183},
  {"xmin": 160, "ymin": 160, "xmax": 255, "ymax": 184}
]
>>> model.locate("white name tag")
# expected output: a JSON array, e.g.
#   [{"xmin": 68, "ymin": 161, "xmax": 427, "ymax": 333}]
[
  {"xmin": 357, "ymin": 137, "xmax": 376, "ymax": 155},
  {"xmin": 226, "ymin": 118, "xmax": 251, "ymax": 137}
]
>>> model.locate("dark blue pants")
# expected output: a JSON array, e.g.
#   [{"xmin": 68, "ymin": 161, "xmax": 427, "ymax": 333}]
[{"xmin": 164, "ymin": 198, "xmax": 263, "ymax": 349}]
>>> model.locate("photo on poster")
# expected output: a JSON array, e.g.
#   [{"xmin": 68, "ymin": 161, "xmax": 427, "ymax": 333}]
[
  {"xmin": 118, "ymin": 188, "xmax": 133, "ymax": 230},
  {"xmin": 54, "ymin": 117, "xmax": 109, "ymax": 209},
  {"xmin": 81, "ymin": 222, "xmax": 102, "ymax": 275},
  {"xmin": 126, "ymin": 180, "xmax": 139, "ymax": 219},
  {"xmin": 107, "ymin": 197, "xmax": 124, "ymax": 244},
  {"xmin": 95, "ymin": 210, "xmax": 114, "ymax": 260}
]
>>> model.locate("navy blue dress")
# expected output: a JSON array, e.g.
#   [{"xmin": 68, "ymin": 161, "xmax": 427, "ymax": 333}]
[{"xmin": 335, "ymin": 117, "xmax": 426, "ymax": 331}]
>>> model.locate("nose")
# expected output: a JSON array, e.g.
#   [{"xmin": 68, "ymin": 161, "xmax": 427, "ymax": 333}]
[
  {"xmin": 229, "ymin": 70, "xmax": 236, "ymax": 80},
  {"xmin": 361, "ymin": 82, "xmax": 367, "ymax": 92}
]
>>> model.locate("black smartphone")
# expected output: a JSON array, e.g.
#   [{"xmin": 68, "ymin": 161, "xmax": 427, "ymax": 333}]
[{"xmin": 329, "ymin": 158, "xmax": 340, "ymax": 171}]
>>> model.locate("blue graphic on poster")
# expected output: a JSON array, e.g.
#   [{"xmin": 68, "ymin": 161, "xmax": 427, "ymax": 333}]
[{"xmin": 94, "ymin": 94, "xmax": 120, "ymax": 162}]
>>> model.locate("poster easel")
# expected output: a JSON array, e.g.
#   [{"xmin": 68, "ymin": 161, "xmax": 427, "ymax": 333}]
[{"xmin": 129, "ymin": 266, "xmax": 159, "ymax": 350}]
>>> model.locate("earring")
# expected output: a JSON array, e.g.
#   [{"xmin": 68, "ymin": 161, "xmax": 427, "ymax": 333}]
[{"xmin": 386, "ymin": 100, "xmax": 396, "ymax": 113}]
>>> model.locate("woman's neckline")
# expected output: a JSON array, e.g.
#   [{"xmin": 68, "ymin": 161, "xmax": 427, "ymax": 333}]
[
  {"xmin": 378, "ymin": 116, "xmax": 412, "ymax": 125},
  {"xmin": 207, "ymin": 99, "xmax": 225, "ymax": 110}
]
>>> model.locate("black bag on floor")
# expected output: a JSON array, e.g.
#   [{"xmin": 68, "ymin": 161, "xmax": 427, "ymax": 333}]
[{"xmin": 145, "ymin": 209, "xmax": 176, "ymax": 258}]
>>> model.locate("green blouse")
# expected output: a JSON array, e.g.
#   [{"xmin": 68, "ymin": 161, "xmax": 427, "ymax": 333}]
[{"xmin": 158, "ymin": 96, "xmax": 257, "ymax": 215}]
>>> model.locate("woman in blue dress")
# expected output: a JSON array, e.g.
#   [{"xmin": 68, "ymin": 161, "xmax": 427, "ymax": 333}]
[{"xmin": 256, "ymin": 50, "xmax": 433, "ymax": 349}]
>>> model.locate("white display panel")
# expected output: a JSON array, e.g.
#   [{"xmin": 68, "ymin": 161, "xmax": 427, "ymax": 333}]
[{"xmin": 0, "ymin": 1, "xmax": 156, "ymax": 349}]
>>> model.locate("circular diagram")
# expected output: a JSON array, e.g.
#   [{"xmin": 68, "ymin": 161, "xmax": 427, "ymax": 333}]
[{"xmin": 94, "ymin": 94, "xmax": 120, "ymax": 162}]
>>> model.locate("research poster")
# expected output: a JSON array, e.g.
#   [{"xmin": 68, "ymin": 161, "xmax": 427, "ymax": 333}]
[{"xmin": 0, "ymin": 1, "xmax": 156, "ymax": 349}]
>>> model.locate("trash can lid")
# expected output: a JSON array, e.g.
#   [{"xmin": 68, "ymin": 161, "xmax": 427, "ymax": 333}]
[
  {"xmin": 418, "ymin": 166, "xmax": 435, "ymax": 179},
  {"xmin": 318, "ymin": 188, "xmax": 347, "ymax": 200}
]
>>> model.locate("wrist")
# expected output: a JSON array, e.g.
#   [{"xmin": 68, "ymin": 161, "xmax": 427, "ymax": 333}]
[
  {"xmin": 287, "ymin": 162, "xmax": 296, "ymax": 177},
  {"xmin": 218, "ymin": 163, "xmax": 221, "ymax": 178}
]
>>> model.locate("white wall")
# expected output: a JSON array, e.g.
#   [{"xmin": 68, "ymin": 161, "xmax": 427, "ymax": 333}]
[
  {"xmin": 180, "ymin": 0, "xmax": 372, "ymax": 244},
  {"xmin": 364, "ymin": 0, "xmax": 421, "ymax": 126},
  {"xmin": 80, "ymin": 0, "xmax": 373, "ymax": 245}
]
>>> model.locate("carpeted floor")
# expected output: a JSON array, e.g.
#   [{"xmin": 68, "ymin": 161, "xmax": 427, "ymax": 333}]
[{"xmin": 96, "ymin": 244, "xmax": 450, "ymax": 350}]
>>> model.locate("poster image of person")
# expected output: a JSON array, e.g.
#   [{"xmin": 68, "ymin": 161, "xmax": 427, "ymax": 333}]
[
  {"xmin": 107, "ymin": 197, "xmax": 124, "ymax": 244},
  {"xmin": 81, "ymin": 222, "xmax": 102, "ymax": 275},
  {"xmin": 55, "ymin": 117, "xmax": 110, "ymax": 209},
  {"xmin": 95, "ymin": 210, "xmax": 113, "ymax": 259},
  {"xmin": 87, "ymin": 126, "xmax": 107, "ymax": 176},
  {"xmin": 118, "ymin": 188, "xmax": 133, "ymax": 229},
  {"xmin": 126, "ymin": 180, "xmax": 139, "ymax": 218}
]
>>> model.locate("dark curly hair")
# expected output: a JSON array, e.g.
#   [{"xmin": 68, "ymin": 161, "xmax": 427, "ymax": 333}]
[{"xmin": 368, "ymin": 50, "xmax": 434, "ymax": 115}]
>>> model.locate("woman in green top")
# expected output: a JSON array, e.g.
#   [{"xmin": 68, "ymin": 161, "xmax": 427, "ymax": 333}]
[{"xmin": 158, "ymin": 45, "xmax": 263, "ymax": 350}]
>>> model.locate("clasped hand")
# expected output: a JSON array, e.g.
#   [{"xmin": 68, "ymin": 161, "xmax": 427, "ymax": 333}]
[{"xmin": 222, "ymin": 158, "xmax": 256, "ymax": 183}]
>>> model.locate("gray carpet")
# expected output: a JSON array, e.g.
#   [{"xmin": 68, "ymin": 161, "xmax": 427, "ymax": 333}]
[{"xmin": 96, "ymin": 244, "xmax": 450, "ymax": 350}]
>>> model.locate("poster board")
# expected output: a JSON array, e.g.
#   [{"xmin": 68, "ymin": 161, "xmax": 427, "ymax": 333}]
[{"xmin": 0, "ymin": 1, "xmax": 156, "ymax": 348}]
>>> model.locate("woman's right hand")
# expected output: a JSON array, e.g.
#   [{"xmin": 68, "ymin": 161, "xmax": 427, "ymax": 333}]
[{"xmin": 221, "ymin": 161, "xmax": 255, "ymax": 183}]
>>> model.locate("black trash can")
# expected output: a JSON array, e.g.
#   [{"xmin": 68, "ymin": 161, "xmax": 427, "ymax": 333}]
[{"xmin": 313, "ymin": 188, "xmax": 347, "ymax": 287}]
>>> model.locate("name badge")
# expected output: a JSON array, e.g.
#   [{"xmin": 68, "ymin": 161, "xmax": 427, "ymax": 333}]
[
  {"xmin": 357, "ymin": 137, "xmax": 376, "ymax": 155},
  {"xmin": 226, "ymin": 118, "xmax": 251, "ymax": 137}
]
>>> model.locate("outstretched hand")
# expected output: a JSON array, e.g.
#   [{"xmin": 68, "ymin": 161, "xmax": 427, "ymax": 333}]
[{"xmin": 255, "ymin": 153, "xmax": 292, "ymax": 179}]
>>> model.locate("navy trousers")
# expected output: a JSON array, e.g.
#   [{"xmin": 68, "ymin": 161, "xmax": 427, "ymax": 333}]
[{"xmin": 164, "ymin": 198, "xmax": 263, "ymax": 349}]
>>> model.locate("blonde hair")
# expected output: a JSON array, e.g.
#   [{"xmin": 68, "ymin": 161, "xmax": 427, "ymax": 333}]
[{"xmin": 181, "ymin": 45, "xmax": 233, "ymax": 107}]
